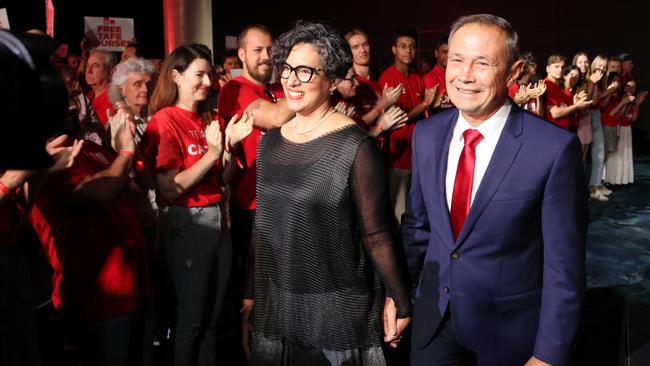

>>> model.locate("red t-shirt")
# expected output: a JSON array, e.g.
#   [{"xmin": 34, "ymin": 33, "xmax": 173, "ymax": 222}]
[
  {"xmin": 423, "ymin": 65, "xmax": 454, "ymax": 109},
  {"xmin": 351, "ymin": 75, "xmax": 381, "ymax": 115},
  {"xmin": 601, "ymin": 96, "xmax": 637, "ymax": 127},
  {"xmin": 544, "ymin": 79, "xmax": 573, "ymax": 129},
  {"xmin": 149, "ymin": 106, "xmax": 223, "ymax": 208},
  {"xmin": 508, "ymin": 83, "xmax": 540, "ymax": 115},
  {"xmin": 217, "ymin": 76, "xmax": 283, "ymax": 210},
  {"xmin": 378, "ymin": 65, "xmax": 425, "ymax": 170},
  {"xmin": 27, "ymin": 142, "xmax": 149, "ymax": 322},
  {"xmin": 88, "ymin": 90, "xmax": 116, "ymax": 126}
]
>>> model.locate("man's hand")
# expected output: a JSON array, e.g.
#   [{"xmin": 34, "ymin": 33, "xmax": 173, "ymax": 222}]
[
  {"xmin": 377, "ymin": 83, "xmax": 404, "ymax": 110},
  {"xmin": 241, "ymin": 299, "xmax": 254, "ymax": 360},
  {"xmin": 523, "ymin": 356, "xmax": 552, "ymax": 366},
  {"xmin": 423, "ymin": 84, "xmax": 439, "ymax": 108},
  {"xmin": 46, "ymin": 135, "xmax": 84, "ymax": 173},
  {"xmin": 383, "ymin": 297, "xmax": 411, "ymax": 348},
  {"xmin": 376, "ymin": 106, "xmax": 408, "ymax": 133}
]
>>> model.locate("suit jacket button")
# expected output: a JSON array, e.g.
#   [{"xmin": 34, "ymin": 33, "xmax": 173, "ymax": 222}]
[
  {"xmin": 451, "ymin": 252, "xmax": 460, "ymax": 259},
  {"xmin": 443, "ymin": 286, "xmax": 449, "ymax": 293}
]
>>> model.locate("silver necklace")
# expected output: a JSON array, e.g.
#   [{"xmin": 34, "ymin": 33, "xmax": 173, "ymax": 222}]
[{"xmin": 292, "ymin": 109, "xmax": 337, "ymax": 135}]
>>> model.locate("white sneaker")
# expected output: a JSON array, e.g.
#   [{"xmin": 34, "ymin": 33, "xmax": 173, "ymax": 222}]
[
  {"xmin": 590, "ymin": 190, "xmax": 609, "ymax": 202},
  {"xmin": 599, "ymin": 186, "xmax": 613, "ymax": 196}
]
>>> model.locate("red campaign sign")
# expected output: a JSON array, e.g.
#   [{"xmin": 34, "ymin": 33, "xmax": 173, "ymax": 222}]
[{"xmin": 84, "ymin": 16, "xmax": 134, "ymax": 51}]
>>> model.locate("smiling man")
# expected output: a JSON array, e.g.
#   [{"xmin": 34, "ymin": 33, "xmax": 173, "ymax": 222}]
[{"xmin": 403, "ymin": 14, "xmax": 587, "ymax": 366}]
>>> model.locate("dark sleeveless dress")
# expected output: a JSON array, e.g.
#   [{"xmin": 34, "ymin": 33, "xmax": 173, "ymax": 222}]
[{"xmin": 246, "ymin": 124, "xmax": 411, "ymax": 366}]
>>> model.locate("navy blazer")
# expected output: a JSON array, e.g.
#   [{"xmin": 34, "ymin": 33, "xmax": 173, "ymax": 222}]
[{"xmin": 402, "ymin": 103, "xmax": 587, "ymax": 366}]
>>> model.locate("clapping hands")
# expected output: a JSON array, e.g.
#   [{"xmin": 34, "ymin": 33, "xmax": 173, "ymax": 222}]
[
  {"xmin": 573, "ymin": 90, "xmax": 593, "ymax": 109},
  {"xmin": 225, "ymin": 112, "xmax": 254, "ymax": 149},
  {"xmin": 377, "ymin": 83, "xmax": 404, "ymax": 110},
  {"xmin": 334, "ymin": 101, "xmax": 357, "ymax": 117},
  {"xmin": 377, "ymin": 106, "xmax": 408, "ymax": 133}
]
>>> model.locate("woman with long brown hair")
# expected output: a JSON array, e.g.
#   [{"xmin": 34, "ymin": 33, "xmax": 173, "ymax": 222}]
[{"xmin": 143, "ymin": 44, "xmax": 252, "ymax": 366}]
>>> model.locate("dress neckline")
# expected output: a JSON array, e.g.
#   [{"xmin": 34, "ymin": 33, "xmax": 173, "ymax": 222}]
[{"xmin": 279, "ymin": 123, "xmax": 358, "ymax": 145}]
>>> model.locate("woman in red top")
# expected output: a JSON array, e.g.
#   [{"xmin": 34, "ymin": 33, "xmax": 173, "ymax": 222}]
[
  {"xmin": 604, "ymin": 80, "xmax": 647, "ymax": 185},
  {"xmin": 145, "ymin": 44, "xmax": 251, "ymax": 366}
]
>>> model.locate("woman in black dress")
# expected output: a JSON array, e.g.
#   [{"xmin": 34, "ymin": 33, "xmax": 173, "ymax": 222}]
[{"xmin": 242, "ymin": 21, "xmax": 412, "ymax": 366}]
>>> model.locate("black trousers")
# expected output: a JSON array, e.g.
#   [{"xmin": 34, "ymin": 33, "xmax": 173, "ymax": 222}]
[{"xmin": 159, "ymin": 205, "xmax": 232, "ymax": 366}]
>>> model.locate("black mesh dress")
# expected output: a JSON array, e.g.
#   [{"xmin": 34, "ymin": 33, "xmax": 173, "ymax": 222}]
[{"xmin": 246, "ymin": 124, "xmax": 411, "ymax": 366}]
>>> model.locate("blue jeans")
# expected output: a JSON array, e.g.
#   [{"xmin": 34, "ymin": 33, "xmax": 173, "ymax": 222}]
[
  {"xmin": 589, "ymin": 110, "xmax": 605, "ymax": 187},
  {"xmin": 159, "ymin": 205, "xmax": 232, "ymax": 366}
]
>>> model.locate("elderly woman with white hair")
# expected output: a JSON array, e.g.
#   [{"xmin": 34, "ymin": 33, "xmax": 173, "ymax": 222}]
[{"xmin": 108, "ymin": 57, "xmax": 156, "ymax": 145}]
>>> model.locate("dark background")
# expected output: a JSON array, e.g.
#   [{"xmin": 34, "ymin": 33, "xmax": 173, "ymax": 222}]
[{"xmin": 2, "ymin": 0, "xmax": 650, "ymax": 136}]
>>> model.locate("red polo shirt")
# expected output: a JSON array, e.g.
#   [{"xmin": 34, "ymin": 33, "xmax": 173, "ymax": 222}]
[
  {"xmin": 423, "ymin": 65, "xmax": 454, "ymax": 109},
  {"xmin": 217, "ymin": 76, "xmax": 284, "ymax": 210},
  {"xmin": 378, "ymin": 65, "xmax": 425, "ymax": 170}
]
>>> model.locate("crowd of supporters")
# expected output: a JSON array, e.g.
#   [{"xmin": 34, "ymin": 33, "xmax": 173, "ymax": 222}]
[{"xmin": 0, "ymin": 19, "xmax": 645, "ymax": 366}]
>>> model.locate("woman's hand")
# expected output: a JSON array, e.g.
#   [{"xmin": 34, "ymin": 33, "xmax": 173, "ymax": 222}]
[
  {"xmin": 225, "ymin": 112, "xmax": 254, "ymax": 149},
  {"xmin": 383, "ymin": 297, "xmax": 411, "ymax": 348},
  {"xmin": 589, "ymin": 68, "xmax": 604, "ymax": 84},
  {"xmin": 205, "ymin": 120, "xmax": 223, "ymax": 157},
  {"xmin": 334, "ymin": 101, "xmax": 356, "ymax": 117},
  {"xmin": 241, "ymin": 299, "xmax": 254, "ymax": 359},
  {"xmin": 513, "ymin": 84, "xmax": 530, "ymax": 106}
]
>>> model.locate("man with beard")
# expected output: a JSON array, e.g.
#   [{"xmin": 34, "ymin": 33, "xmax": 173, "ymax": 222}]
[
  {"xmin": 543, "ymin": 54, "xmax": 591, "ymax": 129},
  {"xmin": 216, "ymin": 23, "xmax": 293, "ymax": 361},
  {"xmin": 423, "ymin": 36, "xmax": 454, "ymax": 111}
]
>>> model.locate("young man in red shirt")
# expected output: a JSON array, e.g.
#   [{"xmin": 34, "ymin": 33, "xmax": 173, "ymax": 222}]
[
  {"xmin": 544, "ymin": 54, "xmax": 591, "ymax": 129},
  {"xmin": 379, "ymin": 28, "xmax": 435, "ymax": 223},
  {"xmin": 423, "ymin": 36, "xmax": 454, "ymax": 111},
  {"xmin": 85, "ymin": 49, "xmax": 117, "ymax": 125},
  {"xmin": 345, "ymin": 29, "xmax": 382, "ymax": 115}
]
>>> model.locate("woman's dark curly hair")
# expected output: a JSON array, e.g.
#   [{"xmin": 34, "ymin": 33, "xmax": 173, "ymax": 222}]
[{"xmin": 272, "ymin": 20, "xmax": 352, "ymax": 79}]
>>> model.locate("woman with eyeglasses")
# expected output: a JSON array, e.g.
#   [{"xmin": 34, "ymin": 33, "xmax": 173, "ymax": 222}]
[
  {"xmin": 143, "ymin": 44, "xmax": 252, "ymax": 366},
  {"xmin": 241, "ymin": 21, "xmax": 412, "ymax": 366}
]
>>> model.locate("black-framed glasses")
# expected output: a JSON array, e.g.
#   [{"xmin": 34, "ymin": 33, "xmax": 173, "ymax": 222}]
[
  {"xmin": 280, "ymin": 62, "xmax": 324, "ymax": 83},
  {"xmin": 343, "ymin": 74, "xmax": 357, "ymax": 82}
]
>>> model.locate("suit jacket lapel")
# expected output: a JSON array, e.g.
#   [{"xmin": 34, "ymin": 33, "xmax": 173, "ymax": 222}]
[
  {"xmin": 454, "ymin": 105, "xmax": 524, "ymax": 247},
  {"xmin": 429, "ymin": 110, "xmax": 457, "ymax": 250}
]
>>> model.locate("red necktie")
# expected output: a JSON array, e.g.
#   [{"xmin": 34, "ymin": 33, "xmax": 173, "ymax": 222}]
[{"xmin": 450, "ymin": 129, "xmax": 484, "ymax": 239}]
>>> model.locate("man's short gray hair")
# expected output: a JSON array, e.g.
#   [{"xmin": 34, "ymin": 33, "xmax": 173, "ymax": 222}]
[
  {"xmin": 449, "ymin": 14, "xmax": 520, "ymax": 68},
  {"xmin": 88, "ymin": 48, "xmax": 117, "ymax": 73},
  {"xmin": 109, "ymin": 57, "xmax": 156, "ymax": 104}
]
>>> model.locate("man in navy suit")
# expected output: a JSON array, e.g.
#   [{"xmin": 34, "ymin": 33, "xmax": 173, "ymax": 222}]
[{"xmin": 403, "ymin": 14, "xmax": 587, "ymax": 366}]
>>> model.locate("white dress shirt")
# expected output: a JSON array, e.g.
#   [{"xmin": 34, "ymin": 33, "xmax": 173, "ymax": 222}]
[{"xmin": 445, "ymin": 100, "xmax": 512, "ymax": 211}]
